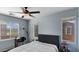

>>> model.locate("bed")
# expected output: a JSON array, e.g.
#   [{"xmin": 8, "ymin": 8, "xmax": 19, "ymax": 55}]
[{"xmin": 9, "ymin": 34, "xmax": 59, "ymax": 52}]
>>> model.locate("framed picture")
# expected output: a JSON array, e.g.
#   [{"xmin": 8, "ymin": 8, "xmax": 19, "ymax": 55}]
[{"xmin": 62, "ymin": 20, "xmax": 75, "ymax": 42}]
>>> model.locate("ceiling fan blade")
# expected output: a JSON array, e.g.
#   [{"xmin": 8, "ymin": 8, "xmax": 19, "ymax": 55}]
[
  {"xmin": 21, "ymin": 14, "xmax": 35, "ymax": 18},
  {"xmin": 9, "ymin": 11, "xmax": 23, "ymax": 14},
  {"xmin": 29, "ymin": 11, "xmax": 40, "ymax": 14},
  {"xmin": 29, "ymin": 14, "xmax": 35, "ymax": 18}
]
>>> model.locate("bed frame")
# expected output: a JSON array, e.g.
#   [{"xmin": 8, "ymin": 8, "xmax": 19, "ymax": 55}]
[{"xmin": 38, "ymin": 34, "xmax": 60, "ymax": 49}]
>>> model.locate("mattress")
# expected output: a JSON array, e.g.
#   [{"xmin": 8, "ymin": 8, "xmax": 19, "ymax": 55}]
[{"xmin": 9, "ymin": 41, "xmax": 58, "ymax": 52}]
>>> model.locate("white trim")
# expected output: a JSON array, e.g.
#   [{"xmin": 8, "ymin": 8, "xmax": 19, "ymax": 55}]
[{"xmin": 61, "ymin": 16, "xmax": 76, "ymax": 20}]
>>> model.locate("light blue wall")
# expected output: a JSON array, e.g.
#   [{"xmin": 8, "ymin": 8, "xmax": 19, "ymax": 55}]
[
  {"xmin": 39, "ymin": 8, "xmax": 78, "ymax": 52},
  {"xmin": 39, "ymin": 14, "xmax": 61, "ymax": 35},
  {"xmin": 0, "ymin": 14, "xmax": 29, "ymax": 51}
]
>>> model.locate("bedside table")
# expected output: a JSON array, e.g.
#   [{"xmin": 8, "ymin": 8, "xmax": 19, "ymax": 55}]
[
  {"xmin": 15, "ymin": 37, "xmax": 26, "ymax": 47},
  {"xmin": 59, "ymin": 46, "xmax": 70, "ymax": 52}
]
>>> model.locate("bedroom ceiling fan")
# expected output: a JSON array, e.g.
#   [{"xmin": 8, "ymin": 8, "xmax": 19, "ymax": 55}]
[{"xmin": 9, "ymin": 7, "xmax": 40, "ymax": 18}]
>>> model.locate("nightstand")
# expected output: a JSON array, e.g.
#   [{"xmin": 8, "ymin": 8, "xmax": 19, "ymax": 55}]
[
  {"xmin": 59, "ymin": 46, "xmax": 70, "ymax": 52},
  {"xmin": 15, "ymin": 37, "xmax": 26, "ymax": 47}
]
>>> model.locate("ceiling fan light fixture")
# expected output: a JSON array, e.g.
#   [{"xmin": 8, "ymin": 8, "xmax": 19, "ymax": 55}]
[{"xmin": 9, "ymin": 7, "xmax": 40, "ymax": 18}]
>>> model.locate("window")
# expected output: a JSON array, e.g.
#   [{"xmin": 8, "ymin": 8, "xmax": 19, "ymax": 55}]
[{"xmin": 0, "ymin": 21, "xmax": 19, "ymax": 39}]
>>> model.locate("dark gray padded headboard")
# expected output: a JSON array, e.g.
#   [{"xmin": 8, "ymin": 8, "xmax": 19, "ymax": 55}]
[{"xmin": 38, "ymin": 34, "xmax": 60, "ymax": 49}]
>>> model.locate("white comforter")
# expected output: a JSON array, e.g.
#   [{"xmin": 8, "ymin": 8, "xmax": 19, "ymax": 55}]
[{"xmin": 9, "ymin": 41, "xmax": 58, "ymax": 52}]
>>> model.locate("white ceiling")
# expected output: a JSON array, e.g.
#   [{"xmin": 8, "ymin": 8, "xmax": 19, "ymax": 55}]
[{"xmin": 0, "ymin": 7, "xmax": 74, "ymax": 19}]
